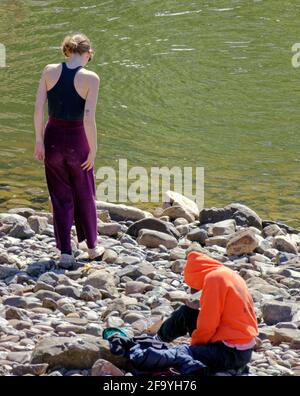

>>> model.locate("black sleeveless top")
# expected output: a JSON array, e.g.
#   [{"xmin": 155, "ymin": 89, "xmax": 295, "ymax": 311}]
[{"xmin": 47, "ymin": 62, "xmax": 86, "ymax": 121}]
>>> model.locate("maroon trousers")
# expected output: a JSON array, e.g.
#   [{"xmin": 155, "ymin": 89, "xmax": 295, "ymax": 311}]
[{"xmin": 43, "ymin": 116, "xmax": 98, "ymax": 253}]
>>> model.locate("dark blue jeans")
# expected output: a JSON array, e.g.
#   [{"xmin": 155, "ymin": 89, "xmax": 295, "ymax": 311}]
[{"xmin": 157, "ymin": 305, "xmax": 253, "ymax": 374}]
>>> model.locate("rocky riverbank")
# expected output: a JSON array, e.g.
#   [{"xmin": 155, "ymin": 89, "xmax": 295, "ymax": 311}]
[{"xmin": 0, "ymin": 191, "xmax": 300, "ymax": 376}]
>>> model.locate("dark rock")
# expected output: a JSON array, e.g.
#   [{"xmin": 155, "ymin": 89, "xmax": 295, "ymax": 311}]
[
  {"xmin": 0, "ymin": 266, "xmax": 19, "ymax": 280},
  {"xmin": 187, "ymin": 228, "xmax": 208, "ymax": 244},
  {"xmin": 262, "ymin": 220, "xmax": 300, "ymax": 235},
  {"xmin": 5, "ymin": 307, "xmax": 28, "ymax": 321},
  {"xmin": 272, "ymin": 236, "xmax": 298, "ymax": 254},
  {"xmin": 55, "ymin": 285, "xmax": 81, "ymax": 299},
  {"xmin": 200, "ymin": 203, "xmax": 262, "ymax": 230},
  {"xmin": 42, "ymin": 298, "xmax": 58, "ymax": 310},
  {"xmin": 261, "ymin": 301, "xmax": 297, "ymax": 325},
  {"xmin": 2, "ymin": 296, "xmax": 27, "ymax": 309},
  {"xmin": 27, "ymin": 259, "xmax": 55, "ymax": 277},
  {"xmin": 127, "ymin": 218, "xmax": 180, "ymax": 240},
  {"xmin": 37, "ymin": 272, "xmax": 60, "ymax": 287},
  {"xmin": 35, "ymin": 290, "xmax": 62, "ymax": 301}
]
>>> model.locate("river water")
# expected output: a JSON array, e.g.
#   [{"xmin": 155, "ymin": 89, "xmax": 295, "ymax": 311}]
[{"xmin": 0, "ymin": 0, "xmax": 299, "ymax": 226}]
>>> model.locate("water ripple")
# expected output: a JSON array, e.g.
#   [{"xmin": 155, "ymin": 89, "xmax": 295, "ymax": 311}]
[{"xmin": 155, "ymin": 10, "xmax": 202, "ymax": 17}]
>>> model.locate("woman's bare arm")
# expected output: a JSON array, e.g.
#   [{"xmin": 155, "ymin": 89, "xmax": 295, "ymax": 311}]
[
  {"xmin": 81, "ymin": 72, "xmax": 100, "ymax": 170},
  {"xmin": 34, "ymin": 66, "xmax": 48, "ymax": 144},
  {"xmin": 33, "ymin": 66, "xmax": 48, "ymax": 161}
]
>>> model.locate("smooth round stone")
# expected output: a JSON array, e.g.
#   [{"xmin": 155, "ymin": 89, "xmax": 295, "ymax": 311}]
[
  {"xmin": 282, "ymin": 353, "xmax": 295, "ymax": 360},
  {"xmin": 280, "ymin": 343, "xmax": 292, "ymax": 351},
  {"xmin": 34, "ymin": 324, "xmax": 55, "ymax": 332},
  {"xmin": 87, "ymin": 302, "xmax": 99, "ymax": 309},
  {"xmin": 283, "ymin": 350, "xmax": 299, "ymax": 358},
  {"xmin": 256, "ymin": 371, "xmax": 269, "ymax": 376},
  {"xmin": 256, "ymin": 363, "xmax": 269, "ymax": 369},
  {"xmin": 47, "ymin": 371, "xmax": 63, "ymax": 376},
  {"xmin": 265, "ymin": 350, "xmax": 277, "ymax": 358},
  {"xmin": 266, "ymin": 369, "xmax": 281, "ymax": 376},
  {"xmin": 74, "ymin": 302, "xmax": 85, "ymax": 309},
  {"xmin": 278, "ymin": 360, "xmax": 292, "ymax": 368},
  {"xmin": 123, "ymin": 312, "xmax": 145, "ymax": 324},
  {"xmin": 272, "ymin": 347, "xmax": 284, "ymax": 354},
  {"xmin": 56, "ymin": 324, "xmax": 86, "ymax": 334},
  {"xmin": 85, "ymin": 311, "xmax": 99, "ymax": 321},
  {"xmin": 85, "ymin": 323, "xmax": 103, "ymax": 336},
  {"xmin": 58, "ymin": 304, "xmax": 76, "ymax": 315},
  {"xmin": 19, "ymin": 338, "xmax": 35, "ymax": 347},
  {"xmin": 107, "ymin": 316, "xmax": 124, "ymax": 327}
]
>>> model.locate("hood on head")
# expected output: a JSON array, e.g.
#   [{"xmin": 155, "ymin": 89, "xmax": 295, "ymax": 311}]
[{"xmin": 184, "ymin": 251, "xmax": 223, "ymax": 290}]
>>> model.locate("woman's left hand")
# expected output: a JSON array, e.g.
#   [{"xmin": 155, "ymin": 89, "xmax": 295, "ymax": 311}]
[
  {"xmin": 81, "ymin": 150, "xmax": 96, "ymax": 171},
  {"xmin": 34, "ymin": 141, "xmax": 45, "ymax": 162}
]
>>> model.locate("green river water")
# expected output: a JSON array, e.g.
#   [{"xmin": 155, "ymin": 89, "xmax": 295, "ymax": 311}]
[{"xmin": 0, "ymin": 0, "xmax": 300, "ymax": 226}]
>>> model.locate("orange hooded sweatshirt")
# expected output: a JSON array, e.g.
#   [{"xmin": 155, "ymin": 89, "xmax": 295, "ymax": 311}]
[{"xmin": 184, "ymin": 251, "xmax": 258, "ymax": 346}]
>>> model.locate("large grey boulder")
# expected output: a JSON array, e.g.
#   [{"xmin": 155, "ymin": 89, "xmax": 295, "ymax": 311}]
[
  {"xmin": 262, "ymin": 220, "xmax": 300, "ymax": 235},
  {"xmin": 272, "ymin": 235, "xmax": 298, "ymax": 254},
  {"xmin": 30, "ymin": 336, "xmax": 127, "ymax": 369},
  {"xmin": 226, "ymin": 229, "xmax": 259, "ymax": 256},
  {"xmin": 137, "ymin": 229, "xmax": 178, "ymax": 249},
  {"xmin": 95, "ymin": 201, "xmax": 152, "ymax": 221},
  {"xmin": 27, "ymin": 215, "xmax": 49, "ymax": 234},
  {"xmin": 97, "ymin": 221, "xmax": 122, "ymax": 237},
  {"xmin": 84, "ymin": 270, "xmax": 118, "ymax": 297},
  {"xmin": 0, "ymin": 213, "xmax": 35, "ymax": 239},
  {"xmin": 211, "ymin": 219, "xmax": 236, "ymax": 236},
  {"xmin": 162, "ymin": 191, "xmax": 199, "ymax": 221},
  {"xmin": 8, "ymin": 207, "xmax": 35, "ymax": 219},
  {"xmin": 246, "ymin": 277, "xmax": 290, "ymax": 298},
  {"xmin": 26, "ymin": 259, "xmax": 55, "ymax": 277},
  {"xmin": 200, "ymin": 203, "xmax": 262, "ymax": 230},
  {"xmin": 271, "ymin": 328, "xmax": 300, "ymax": 348},
  {"xmin": 261, "ymin": 301, "xmax": 298, "ymax": 325}
]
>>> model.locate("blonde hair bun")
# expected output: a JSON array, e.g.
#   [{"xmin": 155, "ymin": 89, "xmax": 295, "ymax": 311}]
[{"xmin": 61, "ymin": 33, "xmax": 92, "ymax": 58}]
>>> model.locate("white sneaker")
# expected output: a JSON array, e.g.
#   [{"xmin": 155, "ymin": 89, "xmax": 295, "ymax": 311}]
[
  {"xmin": 87, "ymin": 246, "xmax": 105, "ymax": 260},
  {"xmin": 58, "ymin": 253, "xmax": 75, "ymax": 269}
]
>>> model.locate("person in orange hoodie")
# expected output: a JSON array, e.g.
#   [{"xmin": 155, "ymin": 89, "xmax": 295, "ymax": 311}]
[{"xmin": 156, "ymin": 250, "xmax": 259, "ymax": 374}]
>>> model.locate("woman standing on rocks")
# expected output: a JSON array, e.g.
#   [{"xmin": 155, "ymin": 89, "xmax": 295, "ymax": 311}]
[{"xmin": 33, "ymin": 32, "xmax": 104, "ymax": 267}]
